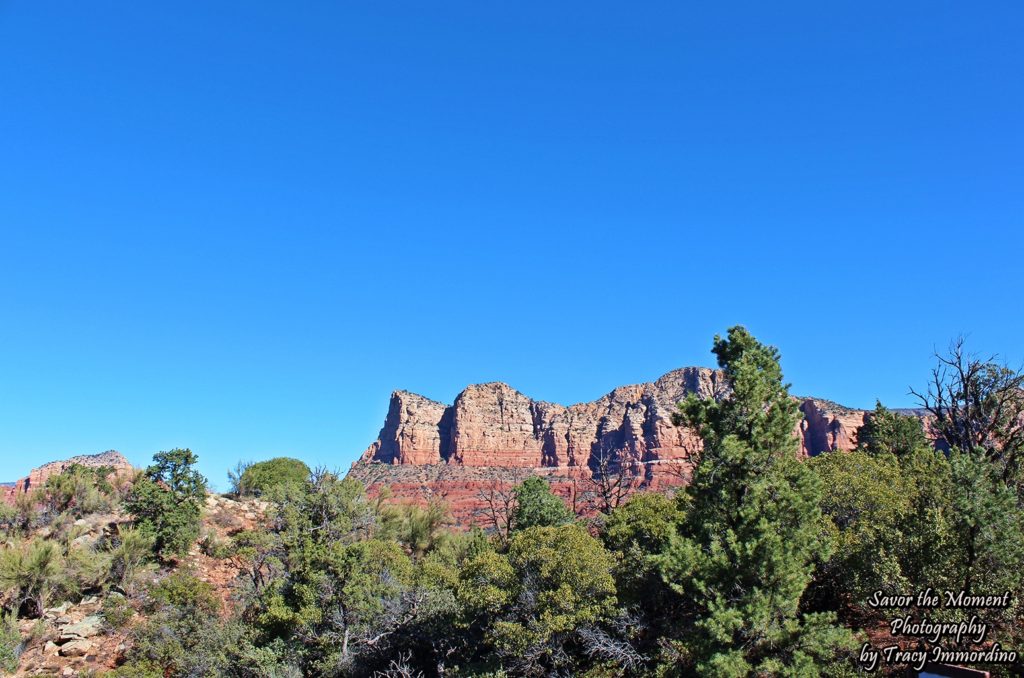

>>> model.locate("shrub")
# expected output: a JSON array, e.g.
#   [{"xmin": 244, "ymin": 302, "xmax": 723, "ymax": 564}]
[
  {"xmin": 0, "ymin": 612, "xmax": 21, "ymax": 674},
  {"xmin": 101, "ymin": 594, "xmax": 134, "ymax": 630},
  {"xmin": 64, "ymin": 544, "xmax": 112, "ymax": 595},
  {"xmin": 383, "ymin": 499, "xmax": 450, "ymax": 558},
  {"xmin": 601, "ymin": 492, "xmax": 684, "ymax": 604},
  {"xmin": 235, "ymin": 457, "xmax": 310, "ymax": 497},
  {"xmin": 199, "ymin": 533, "xmax": 233, "ymax": 559},
  {"xmin": 0, "ymin": 539, "xmax": 62, "ymax": 617},
  {"xmin": 459, "ymin": 524, "xmax": 618, "ymax": 674},
  {"xmin": 12, "ymin": 493, "xmax": 37, "ymax": 535},
  {"xmin": 106, "ymin": 526, "xmax": 156, "ymax": 593},
  {"xmin": 121, "ymin": 573, "xmax": 235, "ymax": 676},
  {"xmin": 146, "ymin": 571, "xmax": 220, "ymax": 616},
  {"xmin": 40, "ymin": 464, "xmax": 115, "ymax": 517},
  {"xmin": 106, "ymin": 662, "xmax": 164, "ymax": 678},
  {"xmin": 0, "ymin": 503, "xmax": 16, "ymax": 538}
]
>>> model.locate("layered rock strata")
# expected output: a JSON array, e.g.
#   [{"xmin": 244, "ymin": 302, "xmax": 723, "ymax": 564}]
[{"xmin": 348, "ymin": 368, "xmax": 902, "ymax": 524}]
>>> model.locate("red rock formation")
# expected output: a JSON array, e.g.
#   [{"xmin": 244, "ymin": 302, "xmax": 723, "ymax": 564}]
[
  {"xmin": 798, "ymin": 399, "xmax": 869, "ymax": 456},
  {"xmin": 1, "ymin": 451, "xmax": 135, "ymax": 505},
  {"xmin": 347, "ymin": 368, "xmax": 894, "ymax": 526}
]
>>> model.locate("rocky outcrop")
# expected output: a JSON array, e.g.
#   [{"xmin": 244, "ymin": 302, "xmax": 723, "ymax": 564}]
[
  {"xmin": 348, "ymin": 368, "xmax": 892, "ymax": 525},
  {"xmin": 2, "ymin": 451, "xmax": 135, "ymax": 504},
  {"xmin": 358, "ymin": 368, "xmax": 724, "ymax": 473},
  {"xmin": 798, "ymin": 399, "xmax": 869, "ymax": 456},
  {"xmin": 363, "ymin": 391, "xmax": 453, "ymax": 465}
]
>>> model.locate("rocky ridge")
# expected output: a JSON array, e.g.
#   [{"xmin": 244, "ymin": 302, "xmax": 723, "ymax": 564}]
[
  {"xmin": 2, "ymin": 451, "xmax": 135, "ymax": 505},
  {"xmin": 348, "ymin": 367, "xmax": 912, "ymax": 524}
]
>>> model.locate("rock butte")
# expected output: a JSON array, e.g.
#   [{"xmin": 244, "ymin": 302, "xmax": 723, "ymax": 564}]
[
  {"xmin": 1, "ymin": 450, "xmax": 135, "ymax": 505},
  {"xmin": 347, "ymin": 367, "xmax": 929, "ymax": 525}
]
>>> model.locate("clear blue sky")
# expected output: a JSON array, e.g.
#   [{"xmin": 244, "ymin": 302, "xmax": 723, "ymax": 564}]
[{"xmin": 2, "ymin": 2, "xmax": 1021, "ymax": 488}]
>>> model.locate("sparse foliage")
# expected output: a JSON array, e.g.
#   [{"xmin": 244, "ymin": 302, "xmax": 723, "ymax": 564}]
[
  {"xmin": 910, "ymin": 337, "xmax": 1024, "ymax": 482},
  {"xmin": 473, "ymin": 482, "xmax": 519, "ymax": 543}
]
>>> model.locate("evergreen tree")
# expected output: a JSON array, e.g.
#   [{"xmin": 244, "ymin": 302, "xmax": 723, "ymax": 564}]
[
  {"xmin": 948, "ymin": 448, "xmax": 1024, "ymax": 604},
  {"xmin": 511, "ymin": 476, "xmax": 573, "ymax": 531},
  {"xmin": 125, "ymin": 449, "xmax": 207, "ymax": 559},
  {"xmin": 659, "ymin": 326, "xmax": 854, "ymax": 676},
  {"xmin": 855, "ymin": 401, "xmax": 928, "ymax": 458}
]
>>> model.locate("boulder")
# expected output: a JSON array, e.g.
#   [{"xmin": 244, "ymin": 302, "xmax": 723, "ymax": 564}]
[
  {"xmin": 58, "ymin": 638, "xmax": 93, "ymax": 657},
  {"xmin": 60, "ymin": 615, "xmax": 103, "ymax": 641}
]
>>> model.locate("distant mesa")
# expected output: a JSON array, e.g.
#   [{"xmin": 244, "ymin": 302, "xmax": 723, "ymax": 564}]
[
  {"xmin": 346, "ymin": 367, "xmax": 918, "ymax": 524},
  {"xmin": 1, "ymin": 450, "xmax": 135, "ymax": 504}
]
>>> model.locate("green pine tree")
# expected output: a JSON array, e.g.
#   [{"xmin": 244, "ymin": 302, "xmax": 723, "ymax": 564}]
[
  {"xmin": 659, "ymin": 326, "xmax": 855, "ymax": 676},
  {"xmin": 125, "ymin": 449, "xmax": 207, "ymax": 559},
  {"xmin": 855, "ymin": 401, "xmax": 928, "ymax": 458},
  {"xmin": 511, "ymin": 476, "xmax": 573, "ymax": 532}
]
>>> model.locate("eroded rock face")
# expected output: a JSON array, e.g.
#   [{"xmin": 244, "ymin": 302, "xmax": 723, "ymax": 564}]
[
  {"xmin": 1, "ymin": 451, "xmax": 134, "ymax": 505},
  {"xmin": 363, "ymin": 391, "xmax": 452, "ymax": 466},
  {"xmin": 798, "ymin": 399, "xmax": 869, "ymax": 457},
  {"xmin": 359, "ymin": 367, "xmax": 724, "ymax": 472},
  {"xmin": 349, "ymin": 367, "xmax": 885, "ymax": 524}
]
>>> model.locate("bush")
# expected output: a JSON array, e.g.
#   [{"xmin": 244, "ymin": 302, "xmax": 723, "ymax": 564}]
[
  {"xmin": 64, "ymin": 544, "xmax": 112, "ymax": 594},
  {"xmin": 199, "ymin": 533, "xmax": 233, "ymax": 559},
  {"xmin": 602, "ymin": 492, "xmax": 684, "ymax": 604},
  {"xmin": 0, "ymin": 539, "xmax": 62, "ymax": 617},
  {"xmin": 383, "ymin": 499, "xmax": 450, "ymax": 558},
  {"xmin": 103, "ymin": 526, "xmax": 156, "ymax": 595},
  {"xmin": 0, "ymin": 612, "xmax": 21, "ymax": 674},
  {"xmin": 146, "ymin": 571, "xmax": 220, "ymax": 616},
  {"xmin": 40, "ymin": 464, "xmax": 115, "ymax": 517},
  {"xmin": 0, "ymin": 504, "xmax": 15, "ymax": 537},
  {"xmin": 107, "ymin": 663, "xmax": 164, "ymax": 678},
  {"xmin": 101, "ymin": 594, "xmax": 134, "ymax": 630},
  {"xmin": 121, "ymin": 573, "xmax": 235, "ymax": 676},
  {"xmin": 11, "ymin": 493, "xmax": 37, "ymax": 536},
  {"xmin": 235, "ymin": 457, "xmax": 310, "ymax": 497},
  {"xmin": 459, "ymin": 524, "xmax": 618, "ymax": 674}
]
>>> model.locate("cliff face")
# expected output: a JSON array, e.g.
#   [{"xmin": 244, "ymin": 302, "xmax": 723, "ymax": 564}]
[
  {"xmin": 348, "ymin": 368, "xmax": 879, "ymax": 524},
  {"xmin": 1, "ymin": 451, "xmax": 135, "ymax": 504},
  {"xmin": 798, "ymin": 399, "xmax": 870, "ymax": 456},
  {"xmin": 358, "ymin": 367, "xmax": 723, "ymax": 472}
]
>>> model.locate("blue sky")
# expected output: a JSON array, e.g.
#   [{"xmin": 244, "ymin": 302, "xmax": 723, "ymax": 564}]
[{"xmin": 2, "ymin": 2, "xmax": 1021, "ymax": 487}]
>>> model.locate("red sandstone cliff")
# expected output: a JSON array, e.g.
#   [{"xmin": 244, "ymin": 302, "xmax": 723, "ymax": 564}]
[
  {"xmin": 347, "ymin": 368, "xmax": 896, "ymax": 524},
  {"xmin": 362, "ymin": 368, "xmax": 723, "ymax": 472},
  {"xmin": 1, "ymin": 451, "xmax": 135, "ymax": 504}
]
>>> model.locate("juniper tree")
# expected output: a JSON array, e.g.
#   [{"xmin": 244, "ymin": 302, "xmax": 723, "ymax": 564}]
[
  {"xmin": 511, "ymin": 476, "xmax": 573, "ymax": 532},
  {"xmin": 659, "ymin": 326, "xmax": 854, "ymax": 676},
  {"xmin": 125, "ymin": 449, "xmax": 207, "ymax": 559}
]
